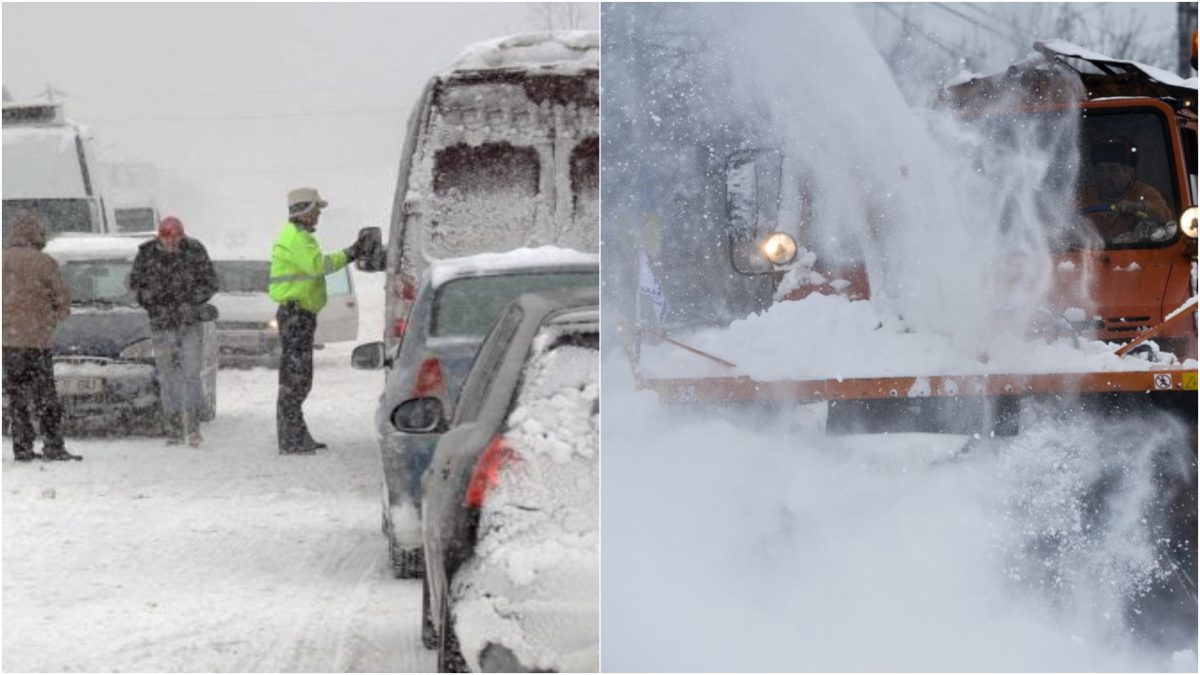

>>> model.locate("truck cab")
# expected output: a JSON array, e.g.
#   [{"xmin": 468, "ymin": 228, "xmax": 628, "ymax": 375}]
[
  {"xmin": 2, "ymin": 102, "xmax": 109, "ymax": 245},
  {"xmin": 726, "ymin": 41, "xmax": 1197, "ymax": 363}
]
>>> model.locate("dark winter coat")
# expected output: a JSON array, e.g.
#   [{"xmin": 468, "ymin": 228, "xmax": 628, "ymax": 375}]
[
  {"xmin": 2, "ymin": 221, "xmax": 70, "ymax": 349},
  {"xmin": 129, "ymin": 237, "xmax": 218, "ymax": 330}
]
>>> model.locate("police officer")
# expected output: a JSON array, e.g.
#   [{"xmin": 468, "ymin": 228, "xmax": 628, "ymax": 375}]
[{"xmin": 269, "ymin": 188, "xmax": 365, "ymax": 454}]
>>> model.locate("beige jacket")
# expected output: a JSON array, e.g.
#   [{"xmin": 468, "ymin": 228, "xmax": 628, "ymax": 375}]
[{"xmin": 2, "ymin": 222, "xmax": 70, "ymax": 349}]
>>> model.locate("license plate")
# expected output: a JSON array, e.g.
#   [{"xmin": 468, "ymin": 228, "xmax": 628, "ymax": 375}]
[
  {"xmin": 56, "ymin": 377, "xmax": 103, "ymax": 395},
  {"xmin": 222, "ymin": 333, "xmax": 261, "ymax": 348}
]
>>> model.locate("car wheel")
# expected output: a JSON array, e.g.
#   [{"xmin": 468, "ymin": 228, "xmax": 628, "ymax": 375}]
[
  {"xmin": 437, "ymin": 593, "xmax": 467, "ymax": 673},
  {"xmin": 421, "ymin": 575, "xmax": 439, "ymax": 650},
  {"xmin": 388, "ymin": 535, "xmax": 424, "ymax": 579}
]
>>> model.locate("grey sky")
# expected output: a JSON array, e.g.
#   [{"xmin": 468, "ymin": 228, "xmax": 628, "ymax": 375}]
[{"xmin": 3, "ymin": 2, "xmax": 599, "ymax": 254}]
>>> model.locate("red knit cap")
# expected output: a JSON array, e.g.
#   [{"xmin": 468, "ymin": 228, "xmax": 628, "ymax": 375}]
[{"xmin": 158, "ymin": 216, "xmax": 185, "ymax": 242}]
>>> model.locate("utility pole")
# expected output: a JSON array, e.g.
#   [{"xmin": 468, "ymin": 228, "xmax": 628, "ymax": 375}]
[
  {"xmin": 1180, "ymin": 2, "xmax": 1197, "ymax": 75},
  {"xmin": 37, "ymin": 82, "xmax": 67, "ymax": 103}
]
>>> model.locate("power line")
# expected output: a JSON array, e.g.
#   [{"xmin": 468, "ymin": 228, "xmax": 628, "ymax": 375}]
[{"xmin": 88, "ymin": 106, "xmax": 406, "ymax": 123}]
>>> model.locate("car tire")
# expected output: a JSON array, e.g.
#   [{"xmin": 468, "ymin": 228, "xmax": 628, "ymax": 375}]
[
  {"xmin": 388, "ymin": 535, "xmax": 424, "ymax": 579},
  {"xmin": 421, "ymin": 576, "xmax": 439, "ymax": 650},
  {"xmin": 437, "ymin": 593, "xmax": 467, "ymax": 673}
]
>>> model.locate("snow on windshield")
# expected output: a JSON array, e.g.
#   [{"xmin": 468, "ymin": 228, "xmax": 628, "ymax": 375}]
[
  {"xmin": 402, "ymin": 70, "xmax": 599, "ymax": 278},
  {"xmin": 452, "ymin": 337, "xmax": 599, "ymax": 673},
  {"xmin": 2, "ymin": 125, "xmax": 89, "ymax": 198}
]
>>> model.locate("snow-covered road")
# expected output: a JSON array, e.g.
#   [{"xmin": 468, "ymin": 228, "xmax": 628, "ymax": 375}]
[{"xmin": 2, "ymin": 275, "xmax": 435, "ymax": 672}]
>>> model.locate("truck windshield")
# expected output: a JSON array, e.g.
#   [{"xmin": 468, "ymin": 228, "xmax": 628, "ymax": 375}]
[
  {"xmin": 215, "ymin": 261, "xmax": 270, "ymax": 293},
  {"xmin": 62, "ymin": 259, "xmax": 138, "ymax": 306},
  {"xmin": 113, "ymin": 207, "xmax": 156, "ymax": 233},
  {"xmin": 2, "ymin": 198, "xmax": 96, "ymax": 245},
  {"xmin": 432, "ymin": 271, "xmax": 597, "ymax": 338},
  {"xmin": 1073, "ymin": 109, "xmax": 1180, "ymax": 249}
]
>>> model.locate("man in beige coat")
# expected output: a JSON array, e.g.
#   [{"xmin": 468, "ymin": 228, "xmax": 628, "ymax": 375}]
[{"xmin": 2, "ymin": 212, "xmax": 80, "ymax": 461}]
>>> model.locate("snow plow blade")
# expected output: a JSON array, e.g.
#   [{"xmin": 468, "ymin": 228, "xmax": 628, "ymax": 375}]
[
  {"xmin": 640, "ymin": 369, "xmax": 1196, "ymax": 435},
  {"xmin": 618, "ymin": 321, "xmax": 1198, "ymax": 436}
]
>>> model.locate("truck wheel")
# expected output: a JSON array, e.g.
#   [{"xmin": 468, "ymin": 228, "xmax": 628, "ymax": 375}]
[
  {"xmin": 437, "ymin": 596, "xmax": 467, "ymax": 673},
  {"xmin": 388, "ymin": 535, "xmax": 424, "ymax": 579},
  {"xmin": 422, "ymin": 576, "xmax": 439, "ymax": 649}
]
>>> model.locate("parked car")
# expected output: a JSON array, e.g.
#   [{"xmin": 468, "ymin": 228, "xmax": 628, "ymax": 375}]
[
  {"xmin": 351, "ymin": 247, "xmax": 598, "ymax": 578},
  {"xmin": 415, "ymin": 286, "xmax": 599, "ymax": 672},
  {"xmin": 0, "ymin": 233, "xmax": 217, "ymax": 433},
  {"xmin": 211, "ymin": 259, "xmax": 359, "ymax": 366}
]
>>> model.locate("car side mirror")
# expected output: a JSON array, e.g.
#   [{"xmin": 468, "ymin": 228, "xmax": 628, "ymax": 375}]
[
  {"xmin": 391, "ymin": 397, "xmax": 445, "ymax": 433},
  {"xmin": 351, "ymin": 342, "xmax": 387, "ymax": 369}
]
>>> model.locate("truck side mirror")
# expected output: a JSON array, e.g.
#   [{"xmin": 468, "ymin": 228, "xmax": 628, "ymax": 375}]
[
  {"xmin": 354, "ymin": 226, "xmax": 388, "ymax": 272},
  {"xmin": 726, "ymin": 149, "xmax": 784, "ymax": 276}
]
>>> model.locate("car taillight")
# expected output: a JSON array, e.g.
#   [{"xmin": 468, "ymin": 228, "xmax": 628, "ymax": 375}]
[
  {"xmin": 464, "ymin": 436, "xmax": 516, "ymax": 508},
  {"xmin": 399, "ymin": 277, "xmax": 416, "ymax": 302},
  {"xmin": 413, "ymin": 357, "xmax": 444, "ymax": 397},
  {"xmin": 393, "ymin": 318, "xmax": 408, "ymax": 338}
]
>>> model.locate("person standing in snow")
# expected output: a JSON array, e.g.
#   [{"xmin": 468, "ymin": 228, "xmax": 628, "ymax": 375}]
[
  {"xmin": 1078, "ymin": 136, "xmax": 1173, "ymax": 244},
  {"xmin": 129, "ymin": 216, "xmax": 219, "ymax": 447},
  {"xmin": 269, "ymin": 188, "xmax": 367, "ymax": 455},
  {"xmin": 2, "ymin": 212, "xmax": 80, "ymax": 461}
]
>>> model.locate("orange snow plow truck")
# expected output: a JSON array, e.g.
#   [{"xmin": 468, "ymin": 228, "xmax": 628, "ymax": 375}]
[{"xmin": 622, "ymin": 41, "xmax": 1198, "ymax": 439}]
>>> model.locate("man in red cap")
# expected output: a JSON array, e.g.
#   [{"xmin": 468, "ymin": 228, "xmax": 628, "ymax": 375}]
[{"xmin": 129, "ymin": 216, "xmax": 219, "ymax": 446}]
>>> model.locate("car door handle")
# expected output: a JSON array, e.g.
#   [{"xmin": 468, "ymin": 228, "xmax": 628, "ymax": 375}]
[{"xmin": 346, "ymin": 301, "xmax": 356, "ymax": 308}]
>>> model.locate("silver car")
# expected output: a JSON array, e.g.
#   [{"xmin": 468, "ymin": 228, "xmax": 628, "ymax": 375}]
[{"xmin": 352, "ymin": 248, "xmax": 598, "ymax": 579}]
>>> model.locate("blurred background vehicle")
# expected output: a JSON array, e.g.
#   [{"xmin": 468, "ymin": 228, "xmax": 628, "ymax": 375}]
[{"xmin": 212, "ymin": 258, "xmax": 358, "ymax": 367}]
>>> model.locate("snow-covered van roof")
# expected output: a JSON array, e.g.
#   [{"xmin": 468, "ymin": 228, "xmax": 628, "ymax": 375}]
[
  {"xmin": 44, "ymin": 233, "xmax": 151, "ymax": 261},
  {"xmin": 428, "ymin": 246, "xmax": 598, "ymax": 288},
  {"xmin": 448, "ymin": 31, "xmax": 598, "ymax": 74}
]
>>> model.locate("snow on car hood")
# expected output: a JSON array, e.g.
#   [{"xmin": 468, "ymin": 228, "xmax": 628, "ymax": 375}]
[
  {"xmin": 452, "ymin": 342, "xmax": 599, "ymax": 672},
  {"xmin": 53, "ymin": 306, "xmax": 150, "ymax": 358},
  {"xmin": 639, "ymin": 293, "xmax": 1194, "ymax": 381}
]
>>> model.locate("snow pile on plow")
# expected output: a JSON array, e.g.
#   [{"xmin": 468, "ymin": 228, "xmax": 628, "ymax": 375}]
[{"xmin": 638, "ymin": 292, "xmax": 1195, "ymax": 381}]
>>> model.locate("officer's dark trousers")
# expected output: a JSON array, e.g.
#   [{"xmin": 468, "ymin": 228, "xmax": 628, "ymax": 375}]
[
  {"xmin": 2, "ymin": 347, "xmax": 65, "ymax": 457},
  {"xmin": 276, "ymin": 302, "xmax": 317, "ymax": 453}
]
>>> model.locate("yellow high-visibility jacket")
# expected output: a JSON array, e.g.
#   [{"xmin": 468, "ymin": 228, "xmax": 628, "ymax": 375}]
[{"xmin": 268, "ymin": 221, "xmax": 348, "ymax": 314}]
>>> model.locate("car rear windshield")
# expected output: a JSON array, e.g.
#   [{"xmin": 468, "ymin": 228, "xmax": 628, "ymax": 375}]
[
  {"xmin": 431, "ymin": 271, "xmax": 597, "ymax": 338},
  {"xmin": 215, "ymin": 261, "xmax": 270, "ymax": 293}
]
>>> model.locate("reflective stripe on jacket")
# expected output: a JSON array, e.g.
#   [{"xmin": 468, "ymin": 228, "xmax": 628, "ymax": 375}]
[{"xmin": 268, "ymin": 221, "xmax": 348, "ymax": 314}]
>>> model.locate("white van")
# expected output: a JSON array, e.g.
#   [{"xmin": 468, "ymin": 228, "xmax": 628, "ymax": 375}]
[
  {"xmin": 2, "ymin": 102, "xmax": 108, "ymax": 244},
  {"xmin": 211, "ymin": 259, "xmax": 359, "ymax": 365},
  {"xmin": 380, "ymin": 31, "xmax": 599, "ymax": 350}
]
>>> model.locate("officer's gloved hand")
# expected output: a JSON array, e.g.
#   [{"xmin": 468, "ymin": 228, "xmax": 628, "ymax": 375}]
[{"xmin": 344, "ymin": 240, "xmax": 361, "ymax": 262}]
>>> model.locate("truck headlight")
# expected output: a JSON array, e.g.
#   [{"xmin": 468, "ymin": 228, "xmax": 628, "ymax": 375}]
[
  {"xmin": 1180, "ymin": 206, "xmax": 1198, "ymax": 239},
  {"xmin": 758, "ymin": 232, "xmax": 798, "ymax": 265},
  {"xmin": 119, "ymin": 338, "xmax": 155, "ymax": 360},
  {"xmin": 268, "ymin": 319, "xmax": 279, "ymax": 331}
]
